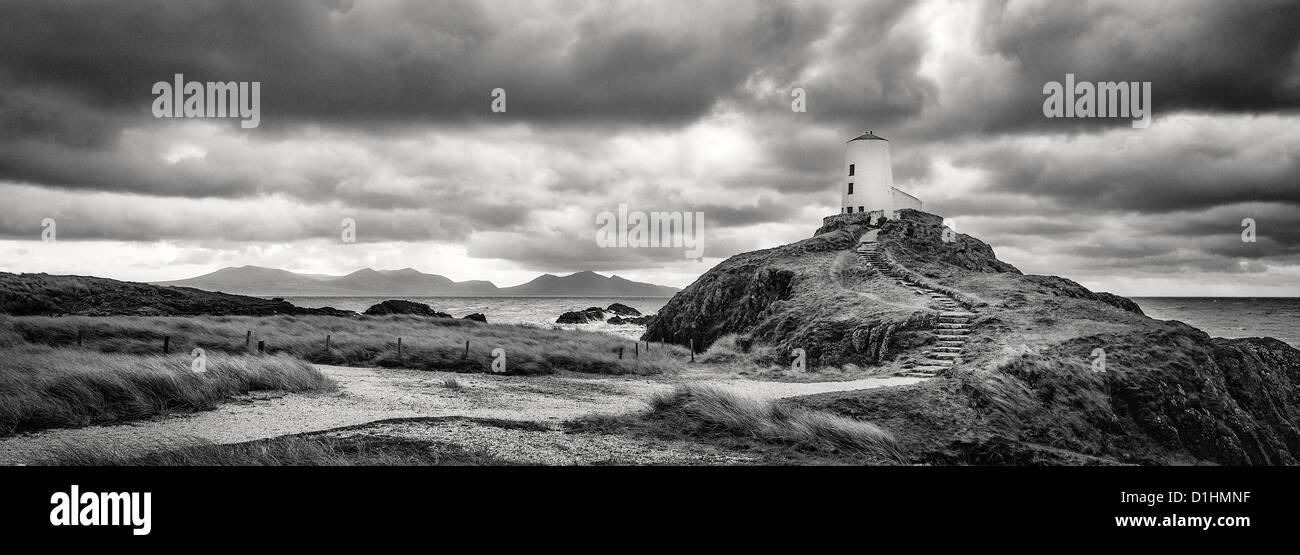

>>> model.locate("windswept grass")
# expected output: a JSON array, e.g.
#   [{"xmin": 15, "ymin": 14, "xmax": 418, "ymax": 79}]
[
  {"xmin": 695, "ymin": 333, "xmax": 879, "ymax": 381},
  {"xmin": 3, "ymin": 314, "xmax": 683, "ymax": 376},
  {"xmin": 0, "ymin": 345, "xmax": 335, "ymax": 435},
  {"xmin": 34, "ymin": 434, "xmax": 514, "ymax": 466},
  {"xmin": 570, "ymin": 384, "xmax": 907, "ymax": 464}
]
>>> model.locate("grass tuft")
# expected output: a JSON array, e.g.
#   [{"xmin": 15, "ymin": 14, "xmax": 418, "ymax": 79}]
[
  {"xmin": 33, "ymin": 434, "xmax": 513, "ymax": 466},
  {"xmin": 0, "ymin": 345, "xmax": 335, "ymax": 435},
  {"xmin": 573, "ymin": 384, "xmax": 907, "ymax": 464}
]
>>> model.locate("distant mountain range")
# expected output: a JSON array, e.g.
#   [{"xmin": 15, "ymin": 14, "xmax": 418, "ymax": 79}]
[{"xmin": 153, "ymin": 266, "xmax": 680, "ymax": 297}]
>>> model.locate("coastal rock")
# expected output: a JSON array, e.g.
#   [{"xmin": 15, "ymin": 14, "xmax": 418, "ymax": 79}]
[
  {"xmin": 605, "ymin": 303, "xmax": 642, "ymax": 317},
  {"xmin": 556, "ymin": 307, "xmax": 606, "ymax": 324},
  {"xmin": 462, "ymin": 313, "xmax": 487, "ymax": 322},
  {"xmin": 362, "ymin": 300, "xmax": 452, "ymax": 317},
  {"xmin": 642, "ymin": 220, "xmax": 923, "ymax": 366},
  {"xmin": 646, "ymin": 208, "xmax": 1300, "ymax": 465}
]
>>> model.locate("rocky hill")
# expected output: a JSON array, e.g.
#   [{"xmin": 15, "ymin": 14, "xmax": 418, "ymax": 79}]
[
  {"xmin": 0, "ymin": 272, "xmax": 355, "ymax": 317},
  {"xmin": 644, "ymin": 210, "xmax": 1300, "ymax": 465}
]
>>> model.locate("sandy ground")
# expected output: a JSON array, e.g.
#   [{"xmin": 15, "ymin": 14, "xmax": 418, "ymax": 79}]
[{"xmin": 0, "ymin": 365, "xmax": 924, "ymax": 465}]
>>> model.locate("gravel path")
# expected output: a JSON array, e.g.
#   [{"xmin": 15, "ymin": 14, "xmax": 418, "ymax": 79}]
[{"xmin": 0, "ymin": 365, "xmax": 924, "ymax": 465}]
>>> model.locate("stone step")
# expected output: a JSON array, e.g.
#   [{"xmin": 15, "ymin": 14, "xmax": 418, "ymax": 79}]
[
  {"xmin": 935, "ymin": 329, "xmax": 971, "ymax": 335},
  {"xmin": 932, "ymin": 347, "xmax": 963, "ymax": 353},
  {"xmin": 940, "ymin": 311, "xmax": 976, "ymax": 317},
  {"xmin": 923, "ymin": 359, "xmax": 955, "ymax": 366},
  {"xmin": 936, "ymin": 323, "xmax": 970, "ymax": 329},
  {"xmin": 929, "ymin": 352, "xmax": 961, "ymax": 358},
  {"xmin": 912, "ymin": 365, "xmax": 949, "ymax": 371}
]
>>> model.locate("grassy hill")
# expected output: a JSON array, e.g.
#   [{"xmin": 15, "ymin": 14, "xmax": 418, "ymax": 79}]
[{"xmin": 0, "ymin": 272, "xmax": 354, "ymax": 317}]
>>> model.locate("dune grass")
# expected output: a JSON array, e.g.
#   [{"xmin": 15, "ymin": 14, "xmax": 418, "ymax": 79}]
[
  {"xmin": 570, "ymin": 384, "xmax": 907, "ymax": 464},
  {"xmin": 34, "ymin": 434, "xmax": 514, "ymax": 466},
  {"xmin": 0, "ymin": 345, "xmax": 335, "ymax": 435},
  {"xmin": 3, "ymin": 314, "xmax": 683, "ymax": 376},
  {"xmin": 694, "ymin": 333, "xmax": 882, "ymax": 381}
]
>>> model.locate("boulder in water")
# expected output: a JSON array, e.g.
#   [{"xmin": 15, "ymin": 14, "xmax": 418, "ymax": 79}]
[
  {"xmin": 556, "ymin": 307, "xmax": 606, "ymax": 324},
  {"xmin": 363, "ymin": 300, "xmax": 452, "ymax": 317},
  {"xmin": 606, "ymin": 303, "xmax": 642, "ymax": 317}
]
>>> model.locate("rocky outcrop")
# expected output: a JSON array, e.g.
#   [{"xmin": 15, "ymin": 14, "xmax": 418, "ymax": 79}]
[
  {"xmin": 1014, "ymin": 275, "xmax": 1145, "ymax": 316},
  {"xmin": 556, "ymin": 307, "xmax": 607, "ymax": 324},
  {"xmin": 884, "ymin": 216, "xmax": 1021, "ymax": 275},
  {"xmin": 461, "ymin": 313, "xmax": 487, "ymax": 322},
  {"xmin": 1095, "ymin": 292, "xmax": 1145, "ymax": 315},
  {"xmin": 800, "ymin": 325, "xmax": 1300, "ymax": 466},
  {"xmin": 605, "ymin": 303, "xmax": 642, "ymax": 317},
  {"xmin": 645, "ymin": 207, "xmax": 1300, "ymax": 465},
  {"xmin": 641, "ymin": 225, "xmax": 929, "ymax": 366},
  {"xmin": 362, "ymin": 300, "xmax": 452, "ymax": 317}
]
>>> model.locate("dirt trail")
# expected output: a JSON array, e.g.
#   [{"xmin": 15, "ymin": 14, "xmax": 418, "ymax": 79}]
[{"xmin": 0, "ymin": 365, "xmax": 924, "ymax": 465}]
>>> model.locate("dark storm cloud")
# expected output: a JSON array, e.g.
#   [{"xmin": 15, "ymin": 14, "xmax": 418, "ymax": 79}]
[
  {"xmin": 0, "ymin": 0, "xmax": 831, "ymax": 129},
  {"xmin": 0, "ymin": 182, "xmax": 510, "ymax": 243},
  {"xmin": 697, "ymin": 197, "xmax": 792, "ymax": 227},
  {"xmin": 983, "ymin": 0, "xmax": 1300, "ymax": 111},
  {"xmin": 0, "ymin": 0, "xmax": 1297, "ymax": 293},
  {"xmin": 938, "ymin": 0, "xmax": 1300, "ymax": 136},
  {"xmin": 958, "ymin": 134, "xmax": 1300, "ymax": 214},
  {"xmin": 755, "ymin": 0, "xmax": 936, "ymax": 128},
  {"xmin": 0, "ymin": 0, "xmax": 842, "ymax": 208}
]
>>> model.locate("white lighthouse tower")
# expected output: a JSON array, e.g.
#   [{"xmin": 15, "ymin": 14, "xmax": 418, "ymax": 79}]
[{"xmin": 840, "ymin": 131, "xmax": 921, "ymax": 218}]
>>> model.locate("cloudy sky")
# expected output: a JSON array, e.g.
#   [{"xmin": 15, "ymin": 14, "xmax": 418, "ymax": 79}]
[{"xmin": 0, "ymin": 0, "xmax": 1297, "ymax": 295}]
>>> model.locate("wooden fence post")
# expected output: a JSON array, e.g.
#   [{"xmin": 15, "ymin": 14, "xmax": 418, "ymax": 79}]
[
  {"xmin": 257, "ymin": 340, "xmax": 265, "ymax": 355},
  {"xmin": 245, "ymin": 330, "xmax": 252, "ymax": 353},
  {"xmin": 163, "ymin": 336, "xmax": 170, "ymax": 354},
  {"xmin": 464, "ymin": 340, "xmax": 469, "ymax": 359},
  {"xmin": 397, "ymin": 337, "xmax": 403, "ymax": 361},
  {"xmin": 689, "ymin": 338, "xmax": 694, "ymax": 362},
  {"xmin": 325, "ymin": 334, "xmax": 331, "ymax": 351},
  {"xmin": 618, "ymin": 346, "xmax": 624, "ymax": 360},
  {"xmin": 634, "ymin": 342, "xmax": 639, "ymax": 359},
  {"xmin": 76, "ymin": 329, "xmax": 83, "ymax": 347}
]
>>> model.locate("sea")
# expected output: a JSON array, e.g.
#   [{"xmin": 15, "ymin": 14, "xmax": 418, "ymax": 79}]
[
  {"xmin": 282, "ymin": 296, "xmax": 672, "ymax": 339},
  {"xmin": 1131, "ymin": 297, "xmax": 1300, "ymax": 348},
  {"xmin": 283, "ymin": 295, "xmax": 1299, "ymax": 348}
]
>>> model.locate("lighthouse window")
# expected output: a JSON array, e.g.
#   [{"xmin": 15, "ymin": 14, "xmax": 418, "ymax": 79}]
[
  {"xmin": 849, "ymin": 164, "xmax": 855, "ymax": 176},
  {"xmin": 847, "ymin": 182, "xmax": 854, "ymax": 194},
  {"xmin": 859, "ymin": 206, "xmax": 865, "ymax": 213}
]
